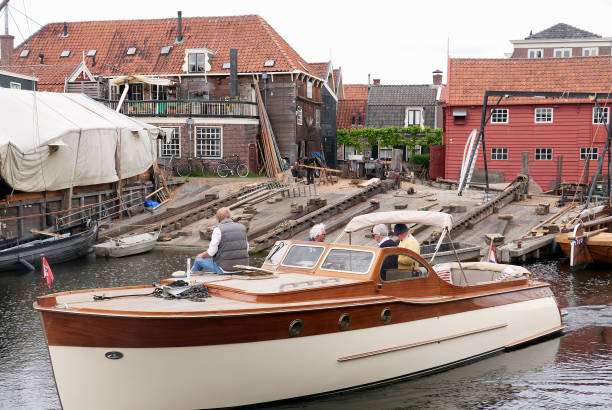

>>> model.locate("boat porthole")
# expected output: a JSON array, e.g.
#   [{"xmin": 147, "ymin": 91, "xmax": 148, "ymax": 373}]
[
  {"xmin": 289, "ymin": 319, "xmax": 303, "ymax": 337},
  {"xmin": 381, "ymin": 307, "xmax": 392, "ymax": 324},
  {"xmin": 338, "ymin": 313, "xmax": 351, "ymax": 331},
  {"xmin": 104, "ymin": 351, "xmax": 123, "ymax": 360}
]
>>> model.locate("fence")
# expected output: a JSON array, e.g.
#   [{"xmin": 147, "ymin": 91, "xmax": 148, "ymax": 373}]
[
  {"xmin": 102, "ymin": 100, "xmax": 259, "ymax": 118},
  {"xmin": 55, "ymin": 191, "xmax": 145, "ymax": 229}
]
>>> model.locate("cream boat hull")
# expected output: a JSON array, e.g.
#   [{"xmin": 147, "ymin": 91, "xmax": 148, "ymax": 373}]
[{"xmin": 47, "ymin": 297, "xmax": 562, "ymax": 410}]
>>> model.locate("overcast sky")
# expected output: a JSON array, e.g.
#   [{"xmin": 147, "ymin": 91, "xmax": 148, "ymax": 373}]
[{"xmin": 4, "ymin": 0, "xmax": 612, "ymax": 84}]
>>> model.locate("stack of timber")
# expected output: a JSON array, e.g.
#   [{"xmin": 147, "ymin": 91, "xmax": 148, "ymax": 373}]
[{"xmin": 254, "ymin": 80, "xmax": 283, "ymax": 178}]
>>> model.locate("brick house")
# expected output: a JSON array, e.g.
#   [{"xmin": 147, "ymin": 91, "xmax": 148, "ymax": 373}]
[
  {"xmin": 336, "ymin": 83, "xmax": 369, "ymax": 160},
  {"xmin": 1, "ymin": 13, "xmax": 328, "ymax": 170},
  {"xmin": 510, "ymin": 23, "xmax": 611, "ymax": 59},
  {"xmin": 443, "ymin": 56, "xmax": 612, "ymax": 190}
]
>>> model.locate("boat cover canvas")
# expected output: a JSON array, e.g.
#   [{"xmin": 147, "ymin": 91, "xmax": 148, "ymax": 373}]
[
  {"xmin": 344, "ymin": 211, "xmax": 454, "ymax": 233},
  {"xmin": 0, "ymin": 89, "xmax": 161, "ymax": 192}
]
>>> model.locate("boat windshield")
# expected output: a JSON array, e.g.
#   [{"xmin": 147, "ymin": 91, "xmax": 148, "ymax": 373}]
[
  {"xmin": 264, "ymin": 242, "xmax": 287, "ymax": 266},
  {"xmin": 281, "ymin": 244, "xmax": 325, "ymax": 268},
  {"xmin": 320, "ymin": 248, "xmax": 374, "ymax": 274}
]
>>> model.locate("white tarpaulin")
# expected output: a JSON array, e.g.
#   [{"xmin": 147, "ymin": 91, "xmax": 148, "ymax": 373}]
[
  {"xmin": 109, "ymin": 75, "xmax": 175, "ymax": 86},
  {"xmin": 0, "ymin": 88, "xmax": 161, "ymax": 192},
  {"xmin": 344, "ymin": 211, "xmax": 454, "ymax": 233}
]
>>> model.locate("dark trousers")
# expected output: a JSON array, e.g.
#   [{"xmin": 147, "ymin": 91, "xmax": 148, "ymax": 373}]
[{"xmin": 307, "ymin": 168, "xmax": 314, "ymax": 184}]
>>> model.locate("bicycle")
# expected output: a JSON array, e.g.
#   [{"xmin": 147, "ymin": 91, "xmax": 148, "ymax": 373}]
[{"xmin": 216, "ymin": 154, "xmax": 249, "ymax": 178}]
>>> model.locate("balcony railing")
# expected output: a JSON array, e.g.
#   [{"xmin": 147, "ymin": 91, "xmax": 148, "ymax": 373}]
[{"xmin": 102, "ymin": 99, "xmax": 259, "ymax": 118}]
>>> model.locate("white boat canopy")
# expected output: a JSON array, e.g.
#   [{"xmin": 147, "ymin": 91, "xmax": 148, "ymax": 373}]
[
  {"xmin": 344, "ymin": 211, "xmax": 454, "ymax": 233},
  {"xmin": 0, "ymin": 89, "xmax": 162, "ymax": 192},
  {"xmin": 109, "ymin": 75, "xmax": 175, "ymax": 86}
]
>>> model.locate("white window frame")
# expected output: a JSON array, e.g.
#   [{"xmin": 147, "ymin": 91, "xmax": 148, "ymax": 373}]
[
  {"xmin": 491, "ymin": 108, "xmax": 509, "ymax": 124},
  {"xmin": 491, "ymin": 147, "xmax": 508, "ymax": 160},
  {"xmin": 319, "ymin": 248, "xmax": 375, "ymax": 275},
  {"xmin": 583, "ymin": 47, "xmax": 598, "ymax": 57},
  {"xmin": 195, "ymin": 126, "xmax": 222, "ymax": 158},
  {"xmin": 307, "ymin": 81, "xmax": 313, "ymax": 99},
  {"xmin": 405, "ymin": 145, "xmax": 422, "ymax": 161},
  {"xmin": 378, "ymin": 146, "xmax": 393, "ymax": 160},
  {"xmin": 404, "ymin": 108, "xmax": 423, "ymax": 127},
  {"xmin": 315, "ymin": 109, "xmax": 320, "ymax": 128},
  {"xmin": 9, "ymin": 82, "xmax": 21, "ymax": 89},
  {"xmin": 152, "ymin": 84, "xmax": 168, "ymax": 101},
  {"xmin": 296, "ymin": 106, "xmax": 303, "ymax": 125},
  {"xmin": 188, "ymin": 53, "xmax": 207, "ymax": 73},
  {"xmin": 159, "ymin": 127, "xmax": 181, "ymax": 158},
  {"xmin": 593, "ymin": 107, "xmax": 609, "ymax": 124},
  {"xmin": 128, "ymin": 83, "xmax": 143, "ymax": 101},
  {"xmin": 554, "ymin": 48, "xmax": 572, "ymax": 57},
  {"xmin": 528, "ymin": 49, "xmax": 543, "ymax": 59},
  {"xmin": 280, "ymin": 244, "xmax": 325, "ymax": 269},
  {"xmin": 535, "ymin": 148, "xmax": 553, "ymax": 161},
  {"xmin": 580, "ymin": 147, "xmax": 598, "ymax": 160},
  {"xmin": 535, "ymin": 107, "xmax": 553, "ymax": 123}
]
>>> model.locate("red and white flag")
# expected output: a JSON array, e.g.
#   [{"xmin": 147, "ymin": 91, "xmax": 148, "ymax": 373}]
[
  {"xmin": 42, "ymin": 256, "xmax": 54, "ymax": 290},
  {"xmin": 487, "ymin": 239, "xmax": 497, "ymax": 264}
]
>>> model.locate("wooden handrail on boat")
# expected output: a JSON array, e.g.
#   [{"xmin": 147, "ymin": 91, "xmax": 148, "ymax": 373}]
[
  {"xmin": 580, "ymin": 215, "xmax": 612, "ymax": 229},
  {"xmin": 569, "ymin": 227, "xmax": 608, "ymax": 240}
]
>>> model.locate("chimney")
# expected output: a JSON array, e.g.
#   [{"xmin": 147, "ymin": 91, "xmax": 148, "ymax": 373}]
[
  {"xmin": 373, "ymin": 79, "xmax": 380, "ymax": 85},
  {"xmin": 38, "ymin": 53, "xmax": 44, "ymax": 64},
  {"xmin": 62, "ymin": 22, "xmax": 68, "ymax": 37},
  {"xmin": 229, "ymin": 48, "xmax": 238, "ymax": 98},
  {"xmin": 0, "ymin": 34, "xmax": 14, "ymax": 66},
  {"xmin": 432, "ymin": 70, "xmax": 443, "ymax": 86},
  {"xmin": 175, "ymin": 11, "xmax": 183, "ymax": 43}
]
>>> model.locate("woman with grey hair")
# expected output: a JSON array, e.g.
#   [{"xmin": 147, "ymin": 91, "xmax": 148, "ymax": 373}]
[
  {"xmin": 306, "ymin": 223, "xmax": 326, "ymax": 242},
  {"xmin": 372, "ymin": 224, "xmax": 396, "ymax": 248}
]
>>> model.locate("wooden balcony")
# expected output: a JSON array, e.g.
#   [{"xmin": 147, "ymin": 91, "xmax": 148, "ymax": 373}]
[{"xmin": 102, "ymin": 100, "xmax": 259, "ymax": 118}]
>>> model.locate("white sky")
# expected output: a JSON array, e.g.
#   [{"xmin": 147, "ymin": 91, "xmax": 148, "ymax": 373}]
[{"xmin": 4, "ymin": 0, "xmax": 612, "ymax": 85}]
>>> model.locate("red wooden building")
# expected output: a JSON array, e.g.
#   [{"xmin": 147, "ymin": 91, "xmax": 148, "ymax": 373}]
[{"xmin": 443, "ymin": 56, "xmax": 612, "ymax": 190}]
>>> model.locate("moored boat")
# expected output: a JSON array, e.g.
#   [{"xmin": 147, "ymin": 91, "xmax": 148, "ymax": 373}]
[
  {"xmin": 34, "ymin": 211, "xmax": 563, "ymax": 409},
  {"xmin": 93, "ymin": 230, "xmax": 160, "ymax": 258}
]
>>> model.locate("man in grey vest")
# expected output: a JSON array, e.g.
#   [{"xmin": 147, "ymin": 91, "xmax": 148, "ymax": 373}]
[{"xmin": 191, "ymin": 207, "xmax": 249, "ymax": 274}]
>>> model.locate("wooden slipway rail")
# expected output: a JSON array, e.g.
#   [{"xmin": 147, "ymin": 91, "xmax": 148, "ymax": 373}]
[
  {"xmin": 451, "ymin": 176, "xmax": 528, "ymax": 238},
  {"xmin": 101, "ymin": 183, "xmax": 269, "ymax": 239},
  {"xmin": 252, "ymin": 180, "xmax": 394, "ymax": 251}
]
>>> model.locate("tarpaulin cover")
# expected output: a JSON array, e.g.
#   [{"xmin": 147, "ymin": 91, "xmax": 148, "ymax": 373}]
[
  {"xmin": 344, "ymin": 211, "xmax": 454, "ymax": 233},
  {"xmin": 0, "ymin": 89, "xmax": 161, "ymax": 192}
]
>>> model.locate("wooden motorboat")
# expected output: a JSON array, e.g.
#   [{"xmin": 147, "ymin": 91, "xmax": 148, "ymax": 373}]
[
  {"xmin": 0, "ymin": 221, "xmax": 98, "ymax": 272},
  {"xmin": 421, "ymin": 241, "xmax": 480, "ymax": 263},
  {"xmin": 555, "ymin": 205, "xmax": 612, "ymax": 267},
  {"xmin": 34, "ymin": 211, "xmax": 563, "ymax": 410},
  {"xmin": 93, "ymin": 230, "xmax": 160, "ymax": 258}
]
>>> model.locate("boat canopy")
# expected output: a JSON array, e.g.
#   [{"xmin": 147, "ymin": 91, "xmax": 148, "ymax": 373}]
[
  {"xmin": 109, "ymin": 75, "xmax": 175, "ymax": 86},
  {"xmin": 0, "ymin": 89, "xmax": 162, "ymax": 192},
  {"xmin": 344, "ymin": 211, "xmax": 454, "ymax": 233}
]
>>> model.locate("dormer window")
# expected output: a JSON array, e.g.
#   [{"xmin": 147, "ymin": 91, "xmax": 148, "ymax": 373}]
[
  {"xmin": 188, "ymin": 53, "xmax": 207, "ymax": 73},
  {"xmin": 160, "ymin": 46, "xmax": 172, "ymax": 55},
  {"xmin": 87, "ymin": 49, "xmax": 97, "ymax": 57},
  {"xmin": 222, "ymin": 62, "xmax": 230, "ymax": 69},
  {"xmin": 126, "ymin": 47, "xmax": 137, "ymax": 56},
  {"xmin": 19, "ymin": 50, "xmax": 29, "ymax": 58},
  {"xmin": 264, "ymin": 59, "xmax": 276, "ymax": 67},
  {"xmin": 60, "ymin": 50, "xmax": 71, "ymax": 58}
]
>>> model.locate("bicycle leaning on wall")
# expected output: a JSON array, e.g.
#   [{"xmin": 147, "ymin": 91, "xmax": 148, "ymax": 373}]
[{"xmin": 216, "ymin": 154, "xmax": 249, "ymax": 178}]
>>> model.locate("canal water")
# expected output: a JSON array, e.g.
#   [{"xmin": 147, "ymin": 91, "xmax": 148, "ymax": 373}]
[{"xmin": 0, "ymin": 252, "xmax": 610, "ymax": 409}]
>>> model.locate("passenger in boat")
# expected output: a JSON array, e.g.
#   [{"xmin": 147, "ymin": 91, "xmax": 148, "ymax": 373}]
[
  {"xmin": 306, "ymin": 224, "xmax": 326, "ymax": 242},
  {"xmin": 372, "ymin": 224, "xmax": 397, "ymax": 248},
  {"xmin": 394, "ymin": 223, "xmax": 420, "ymax": 270},
  {"xmin": 191, "ymin": 207, "xmax": 249, "ymax": 275}
]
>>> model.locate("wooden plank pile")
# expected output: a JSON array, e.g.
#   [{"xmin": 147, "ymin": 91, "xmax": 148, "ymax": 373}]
[{"xmin": 253, "ymin": 80, "xmax": 283, "ymax": 178}]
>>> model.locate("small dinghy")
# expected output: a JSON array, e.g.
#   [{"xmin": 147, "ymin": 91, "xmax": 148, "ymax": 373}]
[{"xmin": 93, "ymin": 230, "xmax": 160, "ymax": 258}]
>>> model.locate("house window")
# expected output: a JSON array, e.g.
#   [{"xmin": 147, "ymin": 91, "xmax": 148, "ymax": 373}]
[
  {"xmin": 87, "ymin": 49, "xmax": 97, "ymax": 57},
  {"xmin": 195, "ymin": 127, "xmax": 222, "ymax": 158},
  {"xmin": 188, "ymin": 53, "xmax": 207, "ymax": 73},
  {"xmin": 405, "ymin": 145, "xmax": 422, "ymax": 161},
  {"xmin": 9, "ymin": 82, "xmax": 21, "ymax": 89},
  {"xmin": 491, "ymin": 108, "xmax": 508, "ymax": 123},
  {"xmin": 160, "ymin": 127, "xmax": 180, "ymax": 158},
  {"xmin": 405, "ymin": 109, "xmax": 422, "ymax": 126},
  {"xmin": 152, "ymin": 85, "xmax": 168, "ymax": 100},
  {"xmin": 160, "ymin": 46, "xmax": 172, "ymax": 55},
  {"xmin": 264, "ymin": 59, "xmax": 276, "ymax": 67},
  {"xmin": 307, "ymin": 81, "xmax": 313, "ymax": 99},
  {"xmin": 535, "ymin": 148, "xmax": 553, "ymax": 160},
  {"xmin": 110, "ymin": 85, "xmax": 121, "ymax": 100},
  {"xmin": 554, "ymin": 48, "xmax": 571, "ymax": 57},
  {"xmin": 580, "ymin": 147, "xmax": 598, "ymax": 160},
  {"xmin": 583, "ymin": 47, "xmax": 598, "ymax": 56},
  {"xmin": 126, "ymin": 47, "xmax": 137, "ymax": 56},
  {"xmin": 491, "ymin": 148, "xmax": 508, "ymax": 160},
  {"xmin": 60, "ymin": 50, "xmax": 71, "ymax": 58},
  {"xmin": 344, "ymin": 146, "xmax": 356, "ymax": 158},
  {"xmin": 315, "ymin": 109, "xmax": 320, "ymax": 128},
  {"xmin": 535, "ymin": 108, "xmax": 553, "ymax": 123},
  {"xmin": 528, "ymin": 49, "xmax": 543, "ymax": 58},
  {"xmin": 296, "ymin": 106, "xmax": 303, "ymax": 125},
  {"xmin": 222, "ymin": 62, "xmax": 230, "ymax": 69},
  {"xmin": 379, "ymin": 146, "xmax": 392, "ymax": 160},
  {"xmin": 19, "ymin": 49, "xmax": 29, "ymax": 58},
  {"xmin": 593, "ymin": 107, "xmax": 609, "ymax": 124},
  {"xmin": 128, "ymin": 83, "xmax": 143, "ymax": 100}
]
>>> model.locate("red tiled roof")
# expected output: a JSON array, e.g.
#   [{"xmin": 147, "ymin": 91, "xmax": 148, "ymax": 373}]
[
  {"xmin": 8, "ymin": 15, "xmax": 313, "ymax": 78},
  {"xmin": 343, "ymin": 84, "xmax": 369, "ymax": 100},
  {"xmin": 447, "ymin": 56, "xmax": 612, "ymax": 105},
  {"xmin": 309, "ymin": 62, "xmax": 329, "ymax": 80},
  {"xmin": 2, "ymin": 65, "xmax": 75, "ymax": 91}
]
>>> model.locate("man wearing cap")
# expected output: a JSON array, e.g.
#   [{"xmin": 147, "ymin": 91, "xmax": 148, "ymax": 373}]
[{"xmin": 394, "ymin": 223, "xmax": 420, "ymax": 269}]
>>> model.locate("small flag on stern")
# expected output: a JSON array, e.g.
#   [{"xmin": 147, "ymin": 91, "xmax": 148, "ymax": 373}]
[
  {"xmin": 487, "ymin": 238, "xmax": 497, "ymax": 264},
  {"xmin": 42, "ymin": 256, "xmax": 54, "ymax": 290}
]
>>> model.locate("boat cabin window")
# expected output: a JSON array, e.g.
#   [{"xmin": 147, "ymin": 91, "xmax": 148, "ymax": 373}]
[
  {"xmin": 380, "ymin": 252, "xmax": 428, "ymax": 282},
  {"xmin": 264, "ymin": 242, "xmax": 287, "ymax": 266},
  {"xmin": 281, "ymin": 245, "xmax": 325, "ymax": 268},
  {"xmin": 320, "ymin": 248, "xmax": 374, "ymax": 274}
]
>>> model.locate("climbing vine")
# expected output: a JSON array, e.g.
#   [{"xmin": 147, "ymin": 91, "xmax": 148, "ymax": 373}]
[{"xmin": 337, "ymin": 126, "xmax": 442, "ymax": 159}]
